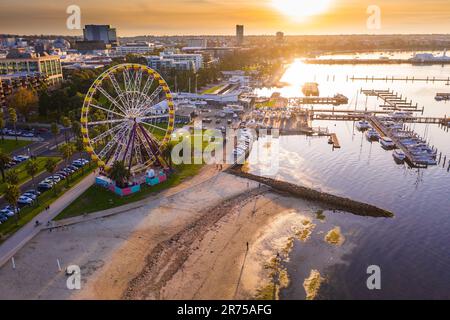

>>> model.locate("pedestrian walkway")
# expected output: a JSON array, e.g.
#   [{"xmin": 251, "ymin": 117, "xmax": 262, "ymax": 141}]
[{"xmin": 0, "ymin": 172, "xmax": 96, "ymax": 268}]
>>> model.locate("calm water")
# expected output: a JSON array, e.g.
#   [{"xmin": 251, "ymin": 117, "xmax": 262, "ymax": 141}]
[{"xmin": 249, "ymin": 55, "xmax": 450, "ymax": 299}]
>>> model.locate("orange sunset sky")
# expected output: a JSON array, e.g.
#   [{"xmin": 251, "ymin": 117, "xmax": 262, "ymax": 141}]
[{"xmin": 0, "ymin": 0, "xmax": 449, "ymax": 36}]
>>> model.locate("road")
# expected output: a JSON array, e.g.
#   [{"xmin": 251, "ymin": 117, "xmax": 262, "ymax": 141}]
[{"xmin": 0, "ymin": 172, "xmax": 96, "ymax": 268}]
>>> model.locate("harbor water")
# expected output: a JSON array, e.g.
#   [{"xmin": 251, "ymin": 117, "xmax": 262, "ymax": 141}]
[{"xmin": 249, "ymin": 54, "xmax": 450, "ymax": 299}]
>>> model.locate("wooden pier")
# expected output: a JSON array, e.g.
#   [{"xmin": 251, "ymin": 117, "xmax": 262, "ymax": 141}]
[
  {"xmin": 350, "ymin": 76, "xmax": 450, "ymax": 84},
  {"xmin": 312, "ymin": 112, "xmax": 447, "ymax": 124},
  {"xmin": 361, "ymin": 89, "xmax": 423, "ymax": 112},
  {"xmin": 368, "ymin": 115, "xmax": 435, "ymax": 168},
  {"xmin": 329, "ymin": 133, "xmax": 340, "ymax": 148},
  {"xmin": 289, "ymin": 94, "xmax": 349, "ymax": 106}
]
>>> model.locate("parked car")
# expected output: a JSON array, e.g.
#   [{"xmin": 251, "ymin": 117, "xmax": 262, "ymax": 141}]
[
  {"xmin": 22, "ymin": 192, "xmax": 37, "ymax": 201},
  {"xmin": 62, "ymin": 168, "xmax": 74, "ymax": 175},
  {"xmin": 68, "ymin": 165, "xmax": 79, "ymax": 171},
  {"xmin": 15, "ymin": 155, "xmax": 30, "ymax": 162},
  {"xmin": 0, "ymin": 214, "xmax": 8, "ymax": 223},
  {"xmin": 4, "ymin": 205, "xmax": 19, "ymax": 213},
  {"xmin": 38, "ymin": 182, "xmax": 53, "ymax": 191},
  {"xmin": 72, "ymin": 160, "xmax": 85, "ymax": 167},
  {"xmin": 17, "ymin": 195, "xmax": 34, "ymax": 205},
  {"xmin": 22, "ymin": 132, "xmax": 35, "ymax": 138},
  {"xmin": 25, "ymin": 189, "xmax": 41, "ymax": 196},
  {"xmin": 56, "ymin": 171, "xmax": 68, "ymax": 177},
  {"xmin": 0, "ymin": 208, "xmax": 15, "ymax": 217}
]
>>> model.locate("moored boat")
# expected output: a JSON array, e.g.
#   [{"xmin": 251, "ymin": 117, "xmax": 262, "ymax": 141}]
[
  {"xmin": 366, "ymin": 129, "xmax": 380, "ymax": 141},
  {"xmin": 356, "ymin": 120, "xmax": 371, "ymax": 131},
  {"xmin": 393, "ymin": 150, "xmax": 406, "ymax": 163},
  {"xmin": 380, "ymin": 137, "xmax": 396, "ymax": 149}
]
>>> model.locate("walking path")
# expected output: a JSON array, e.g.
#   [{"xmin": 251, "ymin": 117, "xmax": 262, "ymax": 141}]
[
  {"xmin": 0, "ymin": 165, "xmax": 227, "ymax": 269},
  {"xmin": 0, "ymin": 172, "xmax": 96, "ymax": 268}
]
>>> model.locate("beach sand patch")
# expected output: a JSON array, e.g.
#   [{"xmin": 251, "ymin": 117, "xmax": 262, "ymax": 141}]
[
  {"xmin": 303, "ymin": 269, "xmax": 324, "ymax": 300},
  {"xmin": 324, "ymin": 226, "xmax": 345, "ymax": 246}
]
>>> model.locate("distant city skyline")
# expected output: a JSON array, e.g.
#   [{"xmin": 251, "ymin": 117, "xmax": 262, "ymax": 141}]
[{"xmin": 1, "ymin": 0, "xmax": 449, "ymax": 36}]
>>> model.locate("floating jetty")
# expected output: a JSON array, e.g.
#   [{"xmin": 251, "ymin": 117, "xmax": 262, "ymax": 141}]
[
  {"xmin": 289, "ymin": 94, "xmax": 349, "ymax": 106},
  {"xmin": 350, "ymin": 76, "xmax": 450, "ymax": 84},
  {"xmin": 368, "ymin": 115, "xmax": 438, "ymax": 168},
  {"xmin": 361, "ymin": 89, "xmax": 422, "ymax": 112},
  {"xmin": 435, "ymin": 93, "xmax": 450, "ymax": 101},
  {"xmin": 329, "ymin": 133, "xmax": 340, "ymax": 148}
]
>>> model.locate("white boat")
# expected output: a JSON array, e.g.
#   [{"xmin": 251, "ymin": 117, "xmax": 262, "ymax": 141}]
[
  {"xmin": 356, "ymin": 120, "xmax": 371, "ymax": 130},
  {"xmin": 393, "ymin": 150, "xmax": 406, "ymax": 162},
  {"xmin": 365, "ymin": 129, "xmax": 380, "ymax": 141},
  {"xmin": 380, "ymin": 137, "xmax": 396, "ymax": 149}
]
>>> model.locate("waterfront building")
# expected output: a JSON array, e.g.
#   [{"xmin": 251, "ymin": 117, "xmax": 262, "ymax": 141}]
[
  {"xmin": 236, "ymin": 25, "xmax": 244, "ymax": 46},
  {"xmin": 0, "ymin": 50, "xmax": 63, "ymax": 87},
  {"xmin": 83, "ymin": 24, "xmax": 118, "ymax": 46},
  {"xmin": 116, "ymin": 42, "xmax": 154, "ymax": 55},
  {"xmin": 146, "ymin": 52, "xmax": 203, "ymax": 72},
  {"xmin": 276, "ymin": 31, "xmax": 284, "ymax": 43},
  {"xmin": 74, "ymin": 40, "xmax": 111, "ymax": 53}
]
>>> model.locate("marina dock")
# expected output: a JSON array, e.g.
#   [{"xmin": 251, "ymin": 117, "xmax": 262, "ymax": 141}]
[
  {"xmin": 368, "ymin": 115, "xmax": 437, "ymax": 168},
  {"xmin": 361, "ymin": 89, "xmax": 422, "ymax": 112},
  {"xmin": 349, "ymin": 76, "xmax": 450, "ymax": 84},
  {"xmin": 329, "ymin": 133, "xmax": 340, "ymax": 148},
  {"xmin": 288, "ymin": 94, "xmax": 348, "ymax": 106}
]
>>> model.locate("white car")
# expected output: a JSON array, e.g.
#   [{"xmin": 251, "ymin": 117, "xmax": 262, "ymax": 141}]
[
  {"xmin": 77, "ymin": 158, "xmax": 89, "ymax": 164},
  {"xmin": 18, "ymin": 196, "xmax": 34, "ymax": 205},
  {"xmin": 0, "ymin": 208, "xmax": 15, "ymax": 217},
  {"xmin": 22, "ymin": 193, "xmax": 37, "ymax": 201},
  {"xmin": 49, "ymin": 175, "xmax": 61, "ymax": 183},
  {"xmin": 22, "ymin": 132, "xmax": 34, "ymax": 137}
]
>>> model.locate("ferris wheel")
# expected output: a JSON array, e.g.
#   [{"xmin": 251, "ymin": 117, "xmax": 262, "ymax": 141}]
[{"xmin": 80, "ymin": 64, "xmax": 175, "ymax": 173}]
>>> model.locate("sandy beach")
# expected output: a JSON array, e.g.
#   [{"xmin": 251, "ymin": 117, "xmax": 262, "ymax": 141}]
[{"xmin": 0, "ymin": 165, "xmax": 358, "ymax": 300}]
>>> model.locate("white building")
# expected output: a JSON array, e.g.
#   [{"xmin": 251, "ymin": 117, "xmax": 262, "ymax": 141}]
[
  {"xmin": 160, "ymin": 52, "xmax": 203, "ymax": 71},
  {"xmin": 146, "ymin": 51, "xmax": 203, "ymax": 72},
  {"xmin": 186, "ymin": 38, "xmax": 207, "ymax": 48},
  {"xmin": 116, "ymin": 42, "xmax": 154, "ymax": 55}
]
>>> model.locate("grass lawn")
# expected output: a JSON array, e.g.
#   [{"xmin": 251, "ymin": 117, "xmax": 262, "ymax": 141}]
[
  {"xmin": 55, "ymin": 163, "xmax": 203, "ymax": 220},
  {"xmin": 0, "ymin": 165, "xmax": 96, "ymax": 242},
  {"xmin": 0, "ymin": 139, "xmax": 32, "ymax": 154},
  {"xmin": 0, "ymin": 157, "xmax": 61, "ymax": 194},
  {"xmin": 55, "ymin": 130, "xmax": 220, "ymax": 220},
  {"xmin": 202, "ymin": 85, "xmax": 224, "ymax": 94},
  {"xmin": 255, "ymin": 100, "xmax": 276, "ymax": 109}
]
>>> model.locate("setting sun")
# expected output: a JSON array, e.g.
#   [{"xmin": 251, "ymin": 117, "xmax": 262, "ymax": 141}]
[{"xmin": 271, "ymin": 0, "xmax": 332, "ymax": 21}]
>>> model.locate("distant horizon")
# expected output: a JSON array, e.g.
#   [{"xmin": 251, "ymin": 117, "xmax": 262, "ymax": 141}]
[
  {"xmin": 2, "ymin": 32, "xmax": 450, "ymax": 39},
  {"xmin": 1, "ymin": 0, "xmax": 450, "ymax": 37}
]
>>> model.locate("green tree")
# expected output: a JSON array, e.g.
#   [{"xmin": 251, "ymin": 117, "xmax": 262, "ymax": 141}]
[
  {"xmin": 59, "ymin": 143, "xmax": 75, "ymax": 185},
  {"xmin": 0, "ymin": 150, "xmax": 11, "ymax": 182},
  {"xmin": 4, "ymin": 184, "xmax": 20, "ymax": 223},
  {"xmin": 108, "ymin": 161, "xmax": 130, "ymax": 188},
  {"xmin": 0, "ymin": 111, "xmax": 5, "ymax": 141},
  {"xmin": 5, "ymin": 169, "xmax": 19, "ymax": 185},
  {"xmin": 74, "ymin": 138, "xmax": 85, "ymax": 174},
  {"xmin": 25, "ymin": 159, "xmax": 39, "ymax": 202},
  {"xmin": 71, "ymin": 120, "xmax": 81, "ymax": 138},
  {"xmin": 8, "ymin": 108, "xmax": 18, "ymax": 143},
  {"xmin": 8, "ymin": 87, "xmax": 38, "ymax": 122},
  {"xmin": 162, "ymin": 141, "xmax": 176, "ymax": 168},
  {"xmin": 50, "ymin": 122, "xmax": 60, "ymax": 149},
  {"xmin": 61, "ymin": 116, "xmax": 72, "ymax": 143},
  {"xmin": 45, "ymin": 158, "xmax": 58, "ymax": 195}
]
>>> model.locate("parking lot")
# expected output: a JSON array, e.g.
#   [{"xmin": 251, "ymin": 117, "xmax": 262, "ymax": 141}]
[{"xmin": 0, "ymin": 157, "xmax": 91, "ymax": 225}]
